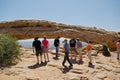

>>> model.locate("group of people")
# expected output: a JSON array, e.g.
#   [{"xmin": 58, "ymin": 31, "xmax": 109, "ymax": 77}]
[
  {"xmin": 62, "ymin": 37, "xmax": 93, "ymax": 68},
  {"xmin": 32, "ymin": 36, "xmax": 120, "ymax": 68},
  {"xmin": 32, "ymin": 36, "xmax": 49, "ymax": 65}
]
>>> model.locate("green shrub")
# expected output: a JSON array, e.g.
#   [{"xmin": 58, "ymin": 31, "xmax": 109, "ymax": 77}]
[
  {"xmin": 102, "ymin": 44, "xmax": 111, "ymax": 57},
  {"xmin": 0, "ymin": 34, "xmax": 21, "ymax": 66}
]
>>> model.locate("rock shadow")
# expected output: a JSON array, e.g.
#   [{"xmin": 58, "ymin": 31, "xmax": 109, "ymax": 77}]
[{"xmin": 71, "ymin": 59, "xmax": 84, "ymax": 65}]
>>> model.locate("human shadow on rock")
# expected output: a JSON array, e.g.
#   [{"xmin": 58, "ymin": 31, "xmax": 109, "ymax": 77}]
[
  {"xmin": 28, "ymin": 62, "xmax": 47, "ymax": 69},
  {"xmin": 71, "ymin": 59, "xmax": 84, "ymax": 65}
]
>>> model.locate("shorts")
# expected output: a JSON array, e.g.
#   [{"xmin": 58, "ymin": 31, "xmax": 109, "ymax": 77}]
[
  {"xmin": 76, "ymin": 48, "xmax": 82, "ymax": 56},
  {"xmin": 70, "ymin": 47, "xmax": 78, "ymax": 55},
  {"xmin": 88, "ymin": 51, "xmax": 92, "ymax": 59},
  {"xmin": 70, "ymin": 47, "xmax": 76, "ymax": 51},
  {"xmin": 36, "ymin": 50, "xmax": 42, "ymax": 56},
  {"xmin": 43, "ymin": 48, "xmax": 48, "ymax": 53}
]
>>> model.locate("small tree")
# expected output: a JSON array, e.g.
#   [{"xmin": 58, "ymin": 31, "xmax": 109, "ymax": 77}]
[{"xmin": 0, "ymin": 34, "xmax": 21, "ymax": 66}]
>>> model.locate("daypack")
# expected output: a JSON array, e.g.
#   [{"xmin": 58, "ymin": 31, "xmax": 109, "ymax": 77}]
[{"xmin": 54, "ymin": 39, "xmax": 59, "ymax": 47}]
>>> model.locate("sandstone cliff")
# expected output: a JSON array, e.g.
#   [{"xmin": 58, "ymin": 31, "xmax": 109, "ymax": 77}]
[{"xmin": 0, "ymin": 20, "xmax": 119, "ymax": 51}]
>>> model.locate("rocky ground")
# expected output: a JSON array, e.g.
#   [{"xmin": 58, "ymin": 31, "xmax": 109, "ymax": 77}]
[{"xmin": 0, "ymin": 47, "xmax": 120, "ymax": 80}]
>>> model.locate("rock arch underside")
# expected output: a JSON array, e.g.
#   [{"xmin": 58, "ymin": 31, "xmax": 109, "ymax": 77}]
[{"xmin": 0, "ymin": 20, "xmax": 120, "ymax": 51}]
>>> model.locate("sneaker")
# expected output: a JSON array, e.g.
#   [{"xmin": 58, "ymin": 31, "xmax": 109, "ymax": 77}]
[
  {"xmin": 45, "ymin": 61, "xmax": 47, "ymax": 63},
  {"xmin": 55, "ymin": 57, "xmax": 59, "ymax": 60},
  {"xmin": 69, "ymin": 65, "xmax": 73, "ymax": 69},
  {"xmin": 79, "ymin": 60, "xmax": 83, "ymax": 64},
  {"xmin": 89, "ymin": 62, "xmax": 93, "ymax": 65},
  {"xmin": 41, "ymin": 61, "xmax": 43, "ymax": 64},
  {"xmin": 36, "ymin": 62, "xmax": 39, "ymax": 65}
]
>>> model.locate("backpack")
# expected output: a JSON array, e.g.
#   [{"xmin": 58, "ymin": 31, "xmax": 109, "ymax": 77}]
[{"xmin": 54, "ymin": 39, "xmax": 59, "ymax": 47}]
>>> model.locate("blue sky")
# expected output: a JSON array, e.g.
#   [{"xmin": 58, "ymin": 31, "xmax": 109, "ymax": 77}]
[{"xmin": 0, "ymin": 0, "xmax": 120, "ymax": 32}]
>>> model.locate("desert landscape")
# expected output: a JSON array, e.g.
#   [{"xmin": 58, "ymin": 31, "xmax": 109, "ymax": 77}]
[
  {"xmin": 0, "ymin": 20, "xmax": 120, "ymax": 80},
  {"xmin": 0, "ymin": 45, "xmax": 120, "ymax": 80},
  {"xmin": 1, "ymin": 0, "xmax": 120, "ymax": 80}
]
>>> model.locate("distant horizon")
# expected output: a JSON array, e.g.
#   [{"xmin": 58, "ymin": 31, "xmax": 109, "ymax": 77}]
[{"xmin": 0, "ymin": 19, "xmax": 119, "ymax": 32}]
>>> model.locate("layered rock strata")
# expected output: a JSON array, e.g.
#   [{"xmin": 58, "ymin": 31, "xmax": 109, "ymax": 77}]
[{"xmin": 0, "ymin": 20, "xmax": 119, "ymax": 50}]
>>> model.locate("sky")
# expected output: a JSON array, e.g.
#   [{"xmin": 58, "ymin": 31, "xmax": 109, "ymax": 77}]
[{"xmin": 0, "ymin": 0, "xmax": 120, "ymax": 32}]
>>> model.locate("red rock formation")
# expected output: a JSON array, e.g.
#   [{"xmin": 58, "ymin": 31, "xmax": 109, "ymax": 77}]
[{"xmin": 0, "ymin": 20, "xmax": 119, "ymax": 51}]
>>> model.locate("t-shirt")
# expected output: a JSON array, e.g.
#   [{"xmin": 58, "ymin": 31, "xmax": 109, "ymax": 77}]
[
  {"xmin": 64, "ymin": 43, "xmax": 69, "ymax": 53},
  {"xmin": 54, "ymin": 38, "xmax": 60, "ymax": 47},
  {"xmin": 86, "ymin": 44, "xmax": 92, "ymax": 51},
  {"xmin": 69, "ymin": 39, "xmax": 76, "ymax": 47},
  {"xmin": 116, "ymin": 42, "xmax": 120, "ymax": 49},
  {"xmin": 76, "ymin": 41, "xmax": 82, "ymax": 48},
  {"xmin": 42, "ymin": 39, "xmax": 49, "ymax": 48},
  {"xmin": 32, "ymin": 40, "xmax": 41, "ymax": 51}
]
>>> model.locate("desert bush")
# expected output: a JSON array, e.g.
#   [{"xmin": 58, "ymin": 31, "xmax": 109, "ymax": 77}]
[
  {"xmin": 0, "ymin": 34, "xmax": 20, "ymax": 66},
  {"xmin": 102, "ymin": 44, "xmax": 111, "ymax": 57}
]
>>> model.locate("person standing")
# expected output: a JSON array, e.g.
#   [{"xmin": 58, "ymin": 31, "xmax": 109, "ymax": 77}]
[
  {"xmin": 69, "ymin": 37, "xmax": 77, "ymax": 61},
  {"xmin": 76, "ymin": 38, "xmax": 83, "ymax": 62},
  {"xmin": 42, "ymin": 36, "xmax": 49, "ymax": 62},
  {"xmin": 32, "ymin": 37, "xmax": 43, "ymax": 64},
  {"xmin": 54, "ymin": 36, "xmax": 60, "ymax": 59},
  {"xmin": 62, "ymin": 39, "xmax": 73, "ymax": 68},
  {"xmin": 86, "ymin": 41, "xmax": 93, "ymax": 66},
  {"xmin": 116, "ymin": 39, "xmax": 120, "ymax": 60}
]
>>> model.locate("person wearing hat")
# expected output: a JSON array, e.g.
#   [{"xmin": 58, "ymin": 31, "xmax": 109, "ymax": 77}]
[{"xmin": 62, "ymin": 39, "xmax": 73, "ymax": 68}]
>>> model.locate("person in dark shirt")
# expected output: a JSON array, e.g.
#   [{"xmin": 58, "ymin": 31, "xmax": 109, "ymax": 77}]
[
  {"xmin": 54, "ymin": 36, "xmax": 60, "ymax": 59},
  {"xmin": 32, "ymin": 37, "xmax": 43, "ymax": 64},
  {"xmin": 69, "ymin": 37, "xmax": 77, "ymax": 61}
]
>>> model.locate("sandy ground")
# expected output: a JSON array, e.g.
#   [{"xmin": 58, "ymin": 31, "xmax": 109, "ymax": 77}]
[{"xmin": 0, "ymin": 48, "xmax": 120, "ymax": 80}]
